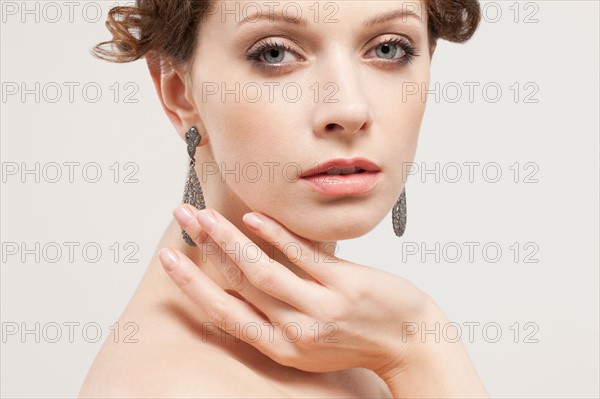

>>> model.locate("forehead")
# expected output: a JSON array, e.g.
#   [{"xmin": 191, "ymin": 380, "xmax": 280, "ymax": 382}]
[{"xmin": 201, "ymin": 0, "xmax": 428, "ymax": 30}]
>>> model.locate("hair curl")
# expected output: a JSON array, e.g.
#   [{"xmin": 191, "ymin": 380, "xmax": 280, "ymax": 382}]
[{"xmin": 91, "ymin": 0, "xmax": 481, "ymax": 73}]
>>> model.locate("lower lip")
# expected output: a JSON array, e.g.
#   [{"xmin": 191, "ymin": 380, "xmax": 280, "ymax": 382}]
[{"xmin": 300, "ymin": 171, "xmax": 381, "ymax": 197}]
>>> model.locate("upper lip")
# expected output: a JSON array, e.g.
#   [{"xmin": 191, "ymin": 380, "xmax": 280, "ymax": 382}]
[{"xmin": 299, "ymin": 157, "xmax": 381, "ymax": 177}]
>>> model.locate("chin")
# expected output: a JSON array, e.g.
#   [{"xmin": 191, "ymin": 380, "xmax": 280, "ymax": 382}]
[{"xmin": 294, "ymin": 220, "xmax": 379, "ymax": 242}]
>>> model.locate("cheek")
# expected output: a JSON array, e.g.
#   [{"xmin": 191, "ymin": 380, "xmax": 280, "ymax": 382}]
[
  {"xmin": 196, "ymin": 88, "xmax": 299, "ymax": 198},
  {"xmin": 399, "ymin": 87, "xmax": 427, "ymax": 157},
  {"xmin": 372, "ymin": 72, "xmax": 429, "ymax": 177}
]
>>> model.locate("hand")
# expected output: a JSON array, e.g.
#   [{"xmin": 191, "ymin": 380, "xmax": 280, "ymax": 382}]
[{"xmin": 158, "ymin": 205, "xmax": 436, "ymax": 377}]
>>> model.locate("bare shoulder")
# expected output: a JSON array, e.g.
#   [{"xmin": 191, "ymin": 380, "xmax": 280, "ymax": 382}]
[
  {"xmin": 83, "ymin": 354, "xmax": 284, "ymax": 398},
  {"xmin": 78, "ymin": 319, "xmax": 390, "ymax": 398},
  {"xmin": 78, "ymin": 297, "xmax": 285, "ymax": 398},
  {"xmin": 78, "ymin": 256, "xmax": 390, "ymax": 398},
  {"xmin": 78, "ymin": 332, "xmax": 284, "ymax": 398}
]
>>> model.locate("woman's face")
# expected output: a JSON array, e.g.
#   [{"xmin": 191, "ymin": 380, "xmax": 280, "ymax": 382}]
[{"xmin": 186, "ymin": 0, "xmax": 431, "ymax": 242}]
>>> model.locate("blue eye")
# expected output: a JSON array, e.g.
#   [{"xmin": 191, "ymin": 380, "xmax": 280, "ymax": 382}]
[
  {"xmin": 263, "ymin": 48, "xmax": 285, "ymax": 63},
  {"xmin": 368, "ymin": 37, "xmax": 419, "ymax": 65},
  {"xmin": 246, "ymin": 36, "xmax": 419, "ymax": 71},
  {"xmin": 246, "ymin": 39, "xmax": 301, "ymax": 70},
  {"xmin": 377, "ymin": 43, "xmax": 403, "ymax": 59}
]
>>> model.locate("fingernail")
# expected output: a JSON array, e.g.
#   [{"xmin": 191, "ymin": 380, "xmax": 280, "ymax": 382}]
[
  {"xmin": 174, "ymin": 205, "xmax": 194, "ymax": 224},
  {"xmin": 197, "ymin": 209, "xmax": 216, "ymax": 231},
  {"xmin": 159, "ymin": 248, "xmax": 178, "ymax": 271},
  {"xmin": 243, "ymin": 213, "xmax": 264, "ymax": 229}
]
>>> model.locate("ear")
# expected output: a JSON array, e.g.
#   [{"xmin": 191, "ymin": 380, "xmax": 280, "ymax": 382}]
[{"xmin": 146, "ymin": 53, "xmax": 204, "ymax": 142}]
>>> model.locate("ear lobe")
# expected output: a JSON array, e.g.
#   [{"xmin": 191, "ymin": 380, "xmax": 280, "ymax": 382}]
[{"xmin": 146, "ymin": 54, "xmax": 198, "ymax": 137}]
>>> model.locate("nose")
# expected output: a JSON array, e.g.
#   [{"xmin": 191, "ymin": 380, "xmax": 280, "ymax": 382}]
[{"xmin": 312, "ymin": 55, "xmax": 373, "ymax": 139}]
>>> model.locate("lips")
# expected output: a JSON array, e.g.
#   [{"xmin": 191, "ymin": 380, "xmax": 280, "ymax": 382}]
[{"xmin": 299, "ymin": 157, "xmax": 381, "ymax": 178}]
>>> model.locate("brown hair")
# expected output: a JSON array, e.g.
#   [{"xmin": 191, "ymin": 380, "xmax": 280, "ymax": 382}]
[{"xmin": 91, "ymin": 0, "xmax": 481, "ymax": 74}]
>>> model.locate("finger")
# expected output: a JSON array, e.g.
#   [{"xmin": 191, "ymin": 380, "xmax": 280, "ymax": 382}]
[
  {"xmin": 224, "ymin": 289, "xmax": 268, "ymax": 320},
  {"xmin": 173, "ymin": 204, "xmax": 209, "ymax": 245},
  {"xmin": 196, "ymin": 208, "xmax": 325, "ymax": 312},
  {"xmin": 158, "ymin": 247, "xmax": 286, "ymax": 354},
  {"xmin": 201, "ymin": 234, "xmax": 297, "ymax": 321},
  {"xmin": 242, "ymin": 211, "xmax": 341, "ymax": 287},
  {"xmin": 174, "ymin": 204, "xmax": 295, "ymax": 322}
]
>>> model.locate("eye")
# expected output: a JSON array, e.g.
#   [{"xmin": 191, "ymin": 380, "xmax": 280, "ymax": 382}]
[
  {"xmin": 246, "ymin": 39, "xmax": 303, "ymax": 70},
  {"xmin": 366, "ymin": 36, "xmax": 419, "ymax": 66},
  {"xmin": 245, "ymin": 36, "xmax": 420, "ymax": 72}
]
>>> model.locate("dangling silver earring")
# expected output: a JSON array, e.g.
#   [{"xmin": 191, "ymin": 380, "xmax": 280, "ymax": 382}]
[
  {"xmin": 392, "ymin": 187, "xmax": 407, "ymax": 237},
  {"xmin": 181, "ymin": 126, "xmax": 206, "ymax": 247}
]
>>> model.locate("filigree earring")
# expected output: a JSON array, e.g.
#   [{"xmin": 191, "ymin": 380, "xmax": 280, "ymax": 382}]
[
  {"xmin": 392, "ymin": 187, "xmax": 407, "ymax": 237},
  {"xmin": 181, "ymin": 126, "xmax": 206, "ymax": 247}
]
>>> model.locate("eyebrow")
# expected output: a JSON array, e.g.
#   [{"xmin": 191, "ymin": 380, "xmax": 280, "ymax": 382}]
[
  {"xmin": 236, "ymin": 7, "xmax": 422, "ymax": 29},
  {"xmin": 363, "ymin": 8, "xmax": 423, "ymax": 28}
]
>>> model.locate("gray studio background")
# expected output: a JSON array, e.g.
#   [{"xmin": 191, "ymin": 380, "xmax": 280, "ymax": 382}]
[{"xmin": 1, "ymin": 0, "xmax": 598, "ymax": 397}]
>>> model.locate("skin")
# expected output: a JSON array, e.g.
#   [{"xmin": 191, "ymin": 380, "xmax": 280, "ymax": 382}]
[{"xmin": 79, "ymin": 0, "xmax": 489, "ymax": 397}]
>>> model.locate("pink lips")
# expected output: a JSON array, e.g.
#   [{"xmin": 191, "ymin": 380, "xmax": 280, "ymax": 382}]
[
  {"xmin": 299, "ymin": 157, "xmax": 381, "ymax": 178},
  {"xmin": 299, "ymin": 157, "xmax": 382, "ymax": 197}
]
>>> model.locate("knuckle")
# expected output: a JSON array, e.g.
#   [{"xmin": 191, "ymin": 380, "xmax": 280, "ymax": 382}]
[
  {"xmin": 295, "ymin": 326, "xmax": 316, "ymax": 348},
  {"xmin": 222, "ymin": 263, "xmax": 247, "ymax": 291},
  {"xmin": 271, "ymin": 345, "xmax": 299, "ymax": 367},
  {"xmin": 251, "ymin": 264, "xmax": 276, "ymax": 290},
  {"xmin": 339, "ymin": 271, "xmax": 369, "ymax": 303},
  {"xmin": 274, "ymin": 316, "xmax": 315, "ymax": 351},
  {"xmin": 205, "ymin": 299, "xmax": 228, "ymax": 326},
  {"xmin": 347, "ymin": 280, "xmax": 368, "ymax": 303},
  {"xmin": 178, "ymin": 269, "xmax": 195, "ymax": 291},
  {"xmin": 269, "ymin": 223, "xmax": 288, "ymax": 248},
  {"xmin": 295, "ymin": 245, "xmax": 313, "ymax": 266}
]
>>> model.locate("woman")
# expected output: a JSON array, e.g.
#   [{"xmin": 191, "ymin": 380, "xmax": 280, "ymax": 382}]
[{"xmin": 79, "ymin": 0, "xmax": 489, "ymax": 397}]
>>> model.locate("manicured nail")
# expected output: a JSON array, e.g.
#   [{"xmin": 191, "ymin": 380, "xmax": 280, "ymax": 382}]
[
  {"xmin": 159, "ymin": 248, "xmax": 179, "ymax": 271},
  {"xmin": 196, "ymin": 209, "xmax": 216, "ymax": 231},
  {"xmin": 174, "ymin": 205, "xmax": 194, "ymax": 224},
  {"xmin": 243, "ymin": 213, "xmax": 264, "ymax": 229}
]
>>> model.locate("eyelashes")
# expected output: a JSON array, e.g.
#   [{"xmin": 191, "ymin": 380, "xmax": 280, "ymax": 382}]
[
  {"xmin": 246, "ymin": 38, "xmax": 299, "ymax": 71},
  {"xmin": 245, "ymin": 36, "xmax": 420, "ymax": 72},
  {"xmin": 372, "ymin": 37, "xmax": 420, "ymax": 65}
]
